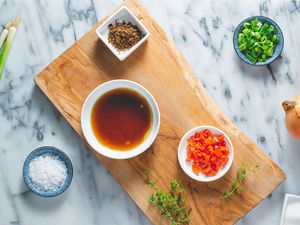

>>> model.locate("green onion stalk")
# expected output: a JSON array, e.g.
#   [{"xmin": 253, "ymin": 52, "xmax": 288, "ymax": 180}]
[
  {"xmin": 0, "ymin": 22, "xmax": 11, "ymax": 49},
  {"xmin": 0, "ymin": 18, "xmax": 21, "ymax": 80}
]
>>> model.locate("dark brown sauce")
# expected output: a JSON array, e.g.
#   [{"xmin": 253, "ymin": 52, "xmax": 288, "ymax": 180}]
[{"xmin": 91, "ymin": 88, "xmax": 152, "ymax": 151}]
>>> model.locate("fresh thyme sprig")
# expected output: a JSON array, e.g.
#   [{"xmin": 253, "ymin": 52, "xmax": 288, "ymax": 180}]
[
  {"xmin": 221, "ymin": 163, "xmax": 260, "ymax": 200},
  {"xmin": 145, "ymin": 170, "xmax": 191, "ymax": 225}
]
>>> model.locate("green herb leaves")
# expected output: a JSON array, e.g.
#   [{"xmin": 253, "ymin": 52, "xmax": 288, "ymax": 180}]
[
  {"xmin": 238, "ymin": 18, "xmax": 278, "ymax": 63},
  {"xmin": 221, "ymin": 164, "xmax": 260, "ymax": 200},
  {"xmin": 145, "ymin": 171, "xmax": 191, "ymax": 225}
]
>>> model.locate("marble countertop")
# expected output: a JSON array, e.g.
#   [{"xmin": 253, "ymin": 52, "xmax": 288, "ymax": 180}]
[{"xmin": 1, "ymin": 0, "xmax": 300, "ymax": 224}]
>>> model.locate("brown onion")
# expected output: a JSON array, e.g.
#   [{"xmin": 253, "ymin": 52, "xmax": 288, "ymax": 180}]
[{"xmin": 282, "ymin": 96, "xmax": 300, "ymax": 139}]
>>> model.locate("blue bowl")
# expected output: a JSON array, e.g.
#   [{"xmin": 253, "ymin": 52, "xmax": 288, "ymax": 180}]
[
  {"xmin": 23, "ymin": 146, "xmax": 73, "ymax": 197},
  {"xmin": 233, "ymin": 16, "xmax": 284, "ymax": 66}
]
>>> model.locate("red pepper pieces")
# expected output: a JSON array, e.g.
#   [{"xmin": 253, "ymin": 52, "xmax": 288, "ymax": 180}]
[{"xmin": 186, "ymin": 129, "xmax": 230, "ymax": 177}]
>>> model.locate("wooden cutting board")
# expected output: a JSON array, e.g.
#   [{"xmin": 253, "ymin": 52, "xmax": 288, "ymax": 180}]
[{"xmin": 35, "ymin": 0, "xmax": 285, "ymax": 224}]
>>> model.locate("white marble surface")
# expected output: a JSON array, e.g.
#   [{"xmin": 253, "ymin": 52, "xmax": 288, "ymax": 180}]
[{"xmin": 1, "ymin": 0, "xmax": 300, "ymax": 224}]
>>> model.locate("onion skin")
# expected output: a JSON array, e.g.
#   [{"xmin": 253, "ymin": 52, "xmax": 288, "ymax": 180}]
[{"xmin": 282, "ymin": 98, "xmax": 300, "ymax": 139}]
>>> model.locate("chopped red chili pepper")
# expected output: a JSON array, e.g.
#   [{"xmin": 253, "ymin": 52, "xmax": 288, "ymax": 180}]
[{"xmin": 186, "ymin": 129, "xmax": 230, "ymax": 176}]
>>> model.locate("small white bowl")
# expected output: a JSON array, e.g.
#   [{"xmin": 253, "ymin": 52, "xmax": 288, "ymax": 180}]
[
  {"xmin": 178, "ymin": 125, "xmax": 234, "ymax": 182},
  {"xmin": 280, "ymin": 194, "xmax": 300, "ymax": 225},
  {"xmin": 95, "ymin": 6, "xmax": 150, "ymax": 61},
  {"xmin": 81, "ymin": 79, "xmax": 160, "ymax": 159}
]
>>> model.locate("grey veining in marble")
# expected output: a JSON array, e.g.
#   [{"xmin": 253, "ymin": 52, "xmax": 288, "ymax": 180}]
[{"xmin": 1, "ymin": 0, "xmax": 300, "ymax": 224}]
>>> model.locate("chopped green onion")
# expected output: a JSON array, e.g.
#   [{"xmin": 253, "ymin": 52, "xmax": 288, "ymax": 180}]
[
  {"xmin": 251, "ymin": 18, "xmax": 260, "ymax": 27},
  {"xmin": 272, "ymin": 34, "xmax": 278, "ymax": 43},
  {"xmin": 243, "ymin": 22, "xmax": 251, "ymax": 28},
  {"xmin": 238, "ymin": 18, "xmax": 279, "ymax": 63},
  {"xmin": 239, "ymin": 43, "xmax": 247, "ymax": 51},
  {"xmin": 245, "ymin": 53, "xmax": 256, "ymax": 62},
  {"xmin": 0, "ymin": 18, "xmax": 21, "ymax": 80},
  {"xmin": 253, "ymin": 32, "xmax": 261, "ymax": 40}
]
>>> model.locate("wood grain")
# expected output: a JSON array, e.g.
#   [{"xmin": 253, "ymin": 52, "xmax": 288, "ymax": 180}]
[{"xmin": 35, "ymin": 0, "xmax": 285, "ymax": 224}]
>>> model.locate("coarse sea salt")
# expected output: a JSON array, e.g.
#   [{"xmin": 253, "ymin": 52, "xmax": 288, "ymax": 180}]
[{"xmin": 29, "ymin": 153, "xmax": 67, "ymax": 192}]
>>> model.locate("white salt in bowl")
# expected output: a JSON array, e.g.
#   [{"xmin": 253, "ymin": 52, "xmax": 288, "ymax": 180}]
[{"xmin": 23, "ymin": 146, "xmax": 73, "ymax": 197}]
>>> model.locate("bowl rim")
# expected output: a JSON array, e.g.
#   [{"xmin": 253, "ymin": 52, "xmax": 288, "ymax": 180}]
[
  {"xmin": 233, "ymin": 15, "xmax": 284, "ymax": 66},
  {"xmin": 177, "ymin": 125, "xmax": 234, "ymax": 182},
  {"xmin": 23, "ymin": 146, "xmax": 73, "ymax": 197},
  {"xmin": 81, "ymin": 79, "xmax": 160, "ymax": 159}
]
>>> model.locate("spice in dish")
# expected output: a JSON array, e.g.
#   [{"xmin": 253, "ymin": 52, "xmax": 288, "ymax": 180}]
[
  {"xmin": 29, "ymin": 153, "xmax": 67, "ymax": 191},
  {"xmin": 108, "ymin": 21, "xmax": 144, "ymax": 51},
  {"xmin": 186, "ymin": 129, "xmax": 230, "ymax": 176},
  {"xmin": 238, "ymin": 18, "xmax": 279, "ymax": 62},
  {"xmin": 91, "ymin": 88, "xmax": 152, "ymax": 150}
]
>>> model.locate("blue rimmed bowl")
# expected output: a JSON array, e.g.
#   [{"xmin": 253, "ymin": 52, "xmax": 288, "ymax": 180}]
[
  {"xmin": 23, "ymin": 146, "xmax": 73, "ymax": 197},
  {"xmin": 233, "ymin": 16, "xmax": 284, "ymax": 66}
]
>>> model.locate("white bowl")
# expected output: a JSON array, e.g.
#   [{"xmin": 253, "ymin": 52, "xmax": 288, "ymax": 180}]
[
  {"xmin": 178, "ymin": 125, "xmax": 234, "ymax": 182},
  {"xmin": 280, "ymin": 194, "xmax": 300, "ymax": 225},
  {"xmin": 81, "ymin": 79, "xmax": 160, "ymax": 159},
  {"xmin": 95, "ymin": 6, "xmax": 150, "ymax": 61}
]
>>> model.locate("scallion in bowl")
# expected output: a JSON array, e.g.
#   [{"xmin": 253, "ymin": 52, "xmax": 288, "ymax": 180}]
[{"xmin": 238, "ymin": 18, "xmax": 278, "ymax": 63}]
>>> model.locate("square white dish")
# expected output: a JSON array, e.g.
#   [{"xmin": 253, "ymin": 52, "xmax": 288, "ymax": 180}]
[
  {"xmin": 95, "ymin": 6, "xmax": 150, "ymax": 61},
  {"xmin": 280, "ymin": 194, "xmax": 300, "ymax": 225}
]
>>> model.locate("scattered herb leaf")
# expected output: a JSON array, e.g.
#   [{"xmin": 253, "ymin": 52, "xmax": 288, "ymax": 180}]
[
  {"xmin": 145, "ymin": 171, "xmax": 191, "ymax": 225},
  {"xmin": 221, "ymin": 163, "xmax": 260, "ymax": 200}
]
